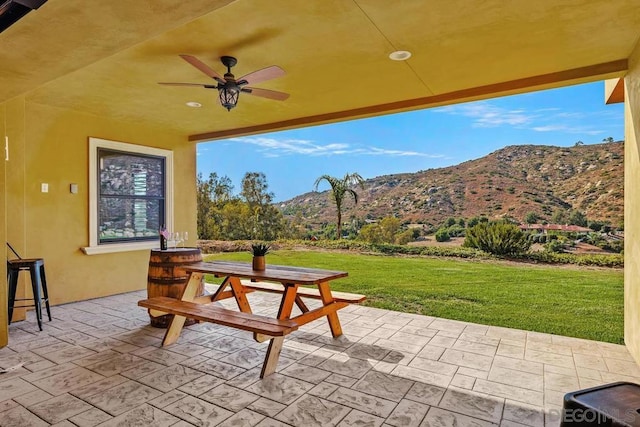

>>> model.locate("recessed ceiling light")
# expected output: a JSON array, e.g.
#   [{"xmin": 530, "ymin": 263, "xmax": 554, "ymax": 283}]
[
  {"xmin": 186, "ymin": 101, "xmax": 202, "ymax": 108},
  {"xmin": 389, "ymin": 50, "xmax": 412, "ymax": 61}
]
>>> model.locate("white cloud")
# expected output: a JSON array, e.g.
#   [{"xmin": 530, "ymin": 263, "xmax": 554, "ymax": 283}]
[
  {"xmin": 531, "ymin": 125, "xmax": 604, "ymax": 135},
  {"xmin": 435, "ymin": 102, "xmax": 536, "ymax": 127},
  {"xmin": 534, "ymin": 107, "xmax": 562, "ymax": 113},
  {"xmin": 436, "ymin": 101, "xmax": 618, "ymax": 137},
  {"xmin": 228, "ymin": 137, "xmax": 443, "ymax": 158}
]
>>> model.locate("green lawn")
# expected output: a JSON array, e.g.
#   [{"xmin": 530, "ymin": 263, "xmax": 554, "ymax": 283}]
[{"xmin": 204, "ymin": 250, "xmax": 624, "ymax": 344}]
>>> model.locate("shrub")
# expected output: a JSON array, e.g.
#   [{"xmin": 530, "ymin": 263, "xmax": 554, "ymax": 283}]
[
  {"xmin": 197, "ymin": 239, "xmax": 622, "ymax": 268},
  {"xmin": 463, "ymin": 221, "xmax": 531, "ymax": 255},
  {"xmin": 524, "ymin": 211, "xmax": 539, "ymax": 224},
  {"xmin": 524, "ymin": 252, "xmax": 623, "ymax": 268},
  {"xmin": 531, "ymin": 234, "xmax": 544, "ymax": 244},
  {"xmin": 394, "ymin": 229, "xmax": 415, "ymax": 245},
  {"xmin": 544, "ymin": 239, "xmax": 565, "ymax": 253},
  {"xmin": 435, "ymin": 228, "xmax": 450, "ymax": 242},
  {"xmin": 358, "ymin": 223, "xmax": 383, "ymax": 244},
  {"xmin": 446, "ymin": 225, "xmax": 465, "ymax": 238}
]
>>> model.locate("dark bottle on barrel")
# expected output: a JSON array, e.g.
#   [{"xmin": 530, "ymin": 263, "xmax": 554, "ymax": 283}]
[{"xmin": 160, "ymin": 225, "xmax": 168, "ymax": 250}]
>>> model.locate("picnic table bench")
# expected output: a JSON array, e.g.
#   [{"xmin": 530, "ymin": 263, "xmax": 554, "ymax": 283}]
[{"xmin": 138, "ymin": 260, "xmax": 365, "ymax": 378}]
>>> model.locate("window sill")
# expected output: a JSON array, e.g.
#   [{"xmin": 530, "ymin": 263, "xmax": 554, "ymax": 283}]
[{"xmin": 81, "ymin": 241, "xmax": 158, "ymax": 255}]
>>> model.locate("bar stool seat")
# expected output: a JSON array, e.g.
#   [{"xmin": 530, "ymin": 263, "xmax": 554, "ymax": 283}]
[{"xmin": 7, "ymin": 257, "xmax": 51, "ymax": 331}]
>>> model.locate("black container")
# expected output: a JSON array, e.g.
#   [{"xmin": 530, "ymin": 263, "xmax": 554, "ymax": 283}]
[{"xmin": 561, "ymin": 382, "xmax": 640, "ymax": 426}]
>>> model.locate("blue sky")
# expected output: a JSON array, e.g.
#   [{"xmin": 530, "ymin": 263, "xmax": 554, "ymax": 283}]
[{"xmin": 197, "ymin": 82, "xmax": 624, "ymax": 202}]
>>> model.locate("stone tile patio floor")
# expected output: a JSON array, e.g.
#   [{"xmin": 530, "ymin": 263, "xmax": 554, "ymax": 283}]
[{"xmin": 1, "ymin": 287, "xmax": 639, "ymax": 427}]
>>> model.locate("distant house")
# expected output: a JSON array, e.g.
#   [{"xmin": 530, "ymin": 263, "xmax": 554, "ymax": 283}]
[{"xmin": 519, "ymin": 224, "xmax": 592, "ymax": 234}]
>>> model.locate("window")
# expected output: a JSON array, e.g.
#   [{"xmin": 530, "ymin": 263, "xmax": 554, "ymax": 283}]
[{"xmin": 83, "ymin": 138, "xmax": 173, "ymax": 255}]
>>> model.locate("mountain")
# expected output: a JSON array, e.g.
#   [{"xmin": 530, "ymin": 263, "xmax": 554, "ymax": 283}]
[{"xmin": 279, "ymin": 142, "xmax": 624, "ymax": 227}]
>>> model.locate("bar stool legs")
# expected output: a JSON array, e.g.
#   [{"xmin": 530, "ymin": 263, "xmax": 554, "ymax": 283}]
[
  {"xmin": 7, "ymin": 258, "xmax": 51, "ymax": 331},
  {"xmin": 39, "ymin": 263, "xmax": 52, "ymax": 322},
  {"xmin": 8, "ymin": 265, "xmax": 19, "ymax": 326}
]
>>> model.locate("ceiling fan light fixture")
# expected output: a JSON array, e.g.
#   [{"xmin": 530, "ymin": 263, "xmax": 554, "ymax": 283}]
[
  {"xmin": 219, "ymin": 86, "xmax": 240, "ymax": 111},
  {"xmin": 389, "ymin": 50, "xmax": 412, "ymax": 61}
]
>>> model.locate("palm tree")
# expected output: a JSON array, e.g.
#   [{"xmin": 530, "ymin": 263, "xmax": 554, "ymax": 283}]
[{"xmin": 314, "ymin": 173, "xmax": 365, "ymax": 239}]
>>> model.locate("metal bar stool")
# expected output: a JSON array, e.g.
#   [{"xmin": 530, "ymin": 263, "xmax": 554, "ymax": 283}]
[{"xmin": 6, "ymin": 243, "xmax": 51, "ymax": 331}]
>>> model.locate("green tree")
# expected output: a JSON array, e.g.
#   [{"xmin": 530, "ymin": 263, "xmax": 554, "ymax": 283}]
[
  {"xmin": 551, "ymin": 209, "xmax": 568, "ymax": 225},
  {"xmin": 446, "ymin": 224, "xmax": 465, "ymax": 237},
  {"xmin": 197, "ymin": 171, "xmax": 290, "ymax": 241},
  {"xmin": 239, "ymin": 172, "xmax": 288, "ymax": 240},
  {"xmin": 467, "ymin": 216, "xmax": 488, "ymax": 228},
  {"xmin": 319, "ymin": 223, "xmax": 337, "ymax": 240},
  {"xmin": 544, "ymin": 239, "xmax": 566, "ymax": 253},
  {"xmin": 196, "ymin": 172, "xmax": 234, "ymax": 239},
  {"xmin": 289, "ymin": 211, "xmax": 308, "ymax": 239},
  {"xmin": 359, "ymin": 223, "xmax": 383, "ymax": 244},
  {"xmin": 196, "ymin": 173, "xmax": 214, "ymax": 239},
  {"xmin": 314, "ymin": 172, "xmax": 365, "ymax": 239},
  {"xmin": 524, "ymin": 211, "xmax": 539, "ymax": 224},
  {"xmin": 345, "ymin": 216, "xmax": 366, "ymax": 239},
  {"xmin": 588, "ymin": 220, "xmax": 606, "ymax": 232},
  {"xmin": 219, "ymin": 200, "xmax": 253, "ymax": 240},
  {"xmin": 568, "ymin": 210, "xmax": 588, "ymax": 227},
  {"xmin": 394, "ymin": 229, "xmax": 415, "ymax": 245},
  {"xmin": 241, "ymin": 172, "xmax": 274, "ymax": 207},
  {"xmin": 435, "ymin": 228, "xmax": 450, "ymax": 242},
  {"xmin": 358, "ymin": 216, "xmax": 404, "ymax": 244},
  {"xmin": 379, "ymin": 217, "xmax": 401, "ymax": 243}
]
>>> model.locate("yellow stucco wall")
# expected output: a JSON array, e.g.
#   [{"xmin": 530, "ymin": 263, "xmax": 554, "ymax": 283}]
[
  {"xmin": 5, "ymin": 98, "xmax": 27, "ymax": 323},
  {"xmin": 1, "ymin": 100, "xmax": 197, "ymax": 339},
  {"xmin": 625, "ymin": 40, "xmax": 640, "ymax": 362},
  {"xmin": 1, "ymin": 105, "xmax": 7, "ymax": 346}
]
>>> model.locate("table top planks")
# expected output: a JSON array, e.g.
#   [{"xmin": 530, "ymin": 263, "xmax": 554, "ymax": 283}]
[{"xmin": 180, "ymin": 261, "xmax": 348, "ymax": 285}]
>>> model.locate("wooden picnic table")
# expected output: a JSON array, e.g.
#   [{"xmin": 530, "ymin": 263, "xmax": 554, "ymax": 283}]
[{"xmin": 139, "ymin": 260, "xmax": 364, "ymax": 377}]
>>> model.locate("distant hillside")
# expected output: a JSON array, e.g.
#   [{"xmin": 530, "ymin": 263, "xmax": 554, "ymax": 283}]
[{"xmin": 279, "ymin": 142, "xmax": 623, "ymax": 227}]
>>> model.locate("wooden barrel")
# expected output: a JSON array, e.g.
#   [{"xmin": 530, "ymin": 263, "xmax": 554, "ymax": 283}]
[{"xmin": 147, "ymin": 247, "xmax": 204, "ymax": 328}]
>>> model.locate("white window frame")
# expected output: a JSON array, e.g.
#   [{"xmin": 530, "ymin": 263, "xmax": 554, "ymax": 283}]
[{"xmin": 82, "ymin": 137, "xmax": 173, "ymax": 255}]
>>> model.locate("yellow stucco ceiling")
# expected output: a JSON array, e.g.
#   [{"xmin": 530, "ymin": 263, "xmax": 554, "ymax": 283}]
[{"xmin": 2, "ymin": 0, "xmax": 639, "ymax": 141}]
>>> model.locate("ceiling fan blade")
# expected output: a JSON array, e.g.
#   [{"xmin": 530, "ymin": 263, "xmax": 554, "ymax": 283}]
[
  {"xmin": 158, "ymin": 82, "xmax": 217, "ymax": 89},
  {"xmin": 179, "ymin": 54, "xmax": 225, "ymax": 84},
  {"xmin": 244, "ymin": 87, "xmax": 290, "ymax": 101},
  {"xmin": 237, "ymin": 66, "xmax": 285, "ymax": 85}
]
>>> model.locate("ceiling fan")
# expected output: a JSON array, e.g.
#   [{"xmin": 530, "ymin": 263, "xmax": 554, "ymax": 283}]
[{"xmin": 159, "ymin": 55, "xmax": 289, "ymax": 111}]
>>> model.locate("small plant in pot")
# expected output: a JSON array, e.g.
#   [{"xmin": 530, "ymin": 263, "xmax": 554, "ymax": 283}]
[{"xmin": 251, "ymin": 242, "xmax": 271, "ymax": 271}]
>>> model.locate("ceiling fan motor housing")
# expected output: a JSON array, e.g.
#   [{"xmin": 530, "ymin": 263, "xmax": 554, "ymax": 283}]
[{"xmin": 220, "ymin": 56, "xmax": 237, "ymax": 69}]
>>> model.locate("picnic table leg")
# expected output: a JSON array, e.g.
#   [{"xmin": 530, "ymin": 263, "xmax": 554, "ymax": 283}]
[
  {"xmin": 229, "ymin": 276, "xmax": 253, "ymax": 313},
  {"xmin": 277, "ymin": 283, "xmax": 299, "ymax": 319},
  {"xmin": 318, "ymin": 281, "xmax": 343, "ymax": 338},
  {"xmin": 210, "ymin": 277, "xmax": 231, "ymax": 301},
  {"xmin": 255, "ymin": 283, "xmax": 299, "ymax": 343},
  {"xmin": 162, "ymin": 272, "xmax": 203, "ymax": 346},
  {"xmin": 260, "ymin": 336, "xmax": 285, "ymax": 378},
  {"xmin": 294, "ymin": 295, "xmax": 309, "ymax": 313}
]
